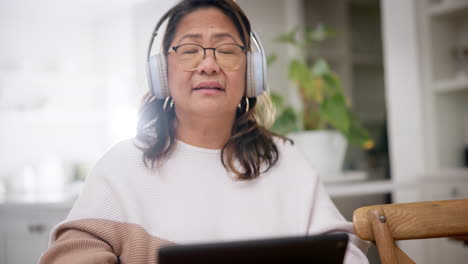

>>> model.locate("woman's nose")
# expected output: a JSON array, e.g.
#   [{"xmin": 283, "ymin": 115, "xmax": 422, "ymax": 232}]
[{"xmin": 196, "ymin": 51, "xmax": 221, "ymax": 74}]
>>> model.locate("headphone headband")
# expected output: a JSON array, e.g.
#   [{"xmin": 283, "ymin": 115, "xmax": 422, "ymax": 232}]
[{"xmin": 146, "ymin": 9, "xmax": 173, "ymax": 59}]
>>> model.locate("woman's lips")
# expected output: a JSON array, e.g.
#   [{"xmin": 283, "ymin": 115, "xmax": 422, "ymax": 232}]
[
  {"xmin": 192, "ymin": 87, "xmax": 225, "ymax": 95},
  {"xmin": 192, "ymin": 81, "xmax": 225, "ymax": 95}
]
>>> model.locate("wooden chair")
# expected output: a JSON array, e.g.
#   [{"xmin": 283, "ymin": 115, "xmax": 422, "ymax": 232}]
[{"xmin": 352, "ymin": 199, "xmax": 468, "ymax": 264}]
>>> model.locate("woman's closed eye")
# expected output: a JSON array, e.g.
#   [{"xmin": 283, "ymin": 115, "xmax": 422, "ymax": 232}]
[{"xmin": 179, "ymin": 45, "xmax": 201, "ymax": 54}]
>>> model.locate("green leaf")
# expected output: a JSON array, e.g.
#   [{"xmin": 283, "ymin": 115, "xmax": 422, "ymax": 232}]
[
  {"xmin": 288, "ymin": 60, "xmax": 311, "ymax": 86},
  {"xmin": 310, "ymin": 23, "xmax": 328, "ymax": 42},
  {"xmin": 269, "ymin": 92, "xmax": 300, "ymax": 135},
  {"xmin": 322, "ymin": 71, "xmax": 342, "ymax": 95},
  {"xmin": 276, "ymin": 26, "xmax": 299, "ymax": 45},
  {"xmin": 304, "ymin": 23, "xmax": 336, "ymax": 43},
  {"xmin": 319, "ymin": 94, "xmax": 350, "ymax": 133},
  {"xmin": 311, "ymin": 59, "xmax": 330, "ymax": 76},
  {"xmin": 270, "ymin": 91, "xmax": 283, "ymax": 107},
  {"xmin": 345, "ymin": 113, "xmax": 373, "ymax": 148},
  {"xmin": 304, "ymin": 26, "xmax": 314, "ymax": 45},
  {"xmin": 308, "ymin": 77, "xmax": 323, "ymax": 102},
  {"xmin": 271, "ymin": 107, "xmax": 299, "ymax": 135},
  {"xmin": 267, "ymin": 53, "xmax": 278, "ymax": 68}
]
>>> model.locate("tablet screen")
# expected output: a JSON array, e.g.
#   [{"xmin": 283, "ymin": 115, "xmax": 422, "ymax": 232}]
[{"xmin": 158, "ymin": 233, "xmax": 348, "ymax": 264}]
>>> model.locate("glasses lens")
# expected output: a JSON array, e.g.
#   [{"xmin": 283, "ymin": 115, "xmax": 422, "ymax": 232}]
[
  {"xmin": 175, "ymin": 44, "xmax": 203, "ymax": 70},
  {"xmin": 173, "ymin": 44, "xmax": 244, "ymax": 71},
  {"xmin": 216, "ymin": 44, "xmax": 244, "ymax": 70}
]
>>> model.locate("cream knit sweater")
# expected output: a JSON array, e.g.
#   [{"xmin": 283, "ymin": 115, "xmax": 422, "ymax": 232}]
[{"xmin": 39, "ymin": 138, "xmax": 369, "ymax": 264}]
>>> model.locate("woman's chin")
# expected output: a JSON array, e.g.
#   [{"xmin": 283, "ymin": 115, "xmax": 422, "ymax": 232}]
[{"xmin": 187, "ymin": 105, "xmax": 237, "ymax": 119}]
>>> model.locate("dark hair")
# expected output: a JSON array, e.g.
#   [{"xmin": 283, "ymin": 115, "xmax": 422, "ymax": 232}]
[
  {"xmin": 137, "ymin": 0, "xmax": 288, "ymax": 180},
  {"xmin": 162, "ymin": 0, "xmax": 251, "ymax": 54}
]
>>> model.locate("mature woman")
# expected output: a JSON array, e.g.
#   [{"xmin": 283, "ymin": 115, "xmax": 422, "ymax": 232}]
[{"xmin": 40, "ymin": 0, "xmax": 369, "ymax": 263}]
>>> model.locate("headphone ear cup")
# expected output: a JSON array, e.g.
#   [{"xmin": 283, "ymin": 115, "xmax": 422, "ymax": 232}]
[
  {"xmin": 246, "ymin": 51, "xmax": 266, "ymax": 98},
  {"xmin": 147, "ymin": 54, "xmax": 169, "ymax": 99}
]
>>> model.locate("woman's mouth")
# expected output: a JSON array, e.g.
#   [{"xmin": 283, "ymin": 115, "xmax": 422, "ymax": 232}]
[
  {"xmin": 193, "ymin": 81, "xmax": 225, "ymax": 94},
  {"xmin": 193, "ymin": 87, "xmax": 224, "ymax": 91},
  {"xmin": 192, "ymin": 87, "xmax": 225, "ymax": 95}
]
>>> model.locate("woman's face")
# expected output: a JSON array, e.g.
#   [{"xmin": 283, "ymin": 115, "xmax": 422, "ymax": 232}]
[{"xmin": 167, "ymin": 7, "xmax": 246, "ymax": 119}]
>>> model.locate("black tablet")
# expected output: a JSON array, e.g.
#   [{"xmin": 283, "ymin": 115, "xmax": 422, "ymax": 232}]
[{"xmin": 158, "ymin": 233, "xmax": 348, "ymax": 264}]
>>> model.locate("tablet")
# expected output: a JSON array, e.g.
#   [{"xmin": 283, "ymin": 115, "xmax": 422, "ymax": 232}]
[{"xmin": 158, "ymin": 233, "xmax": 348, "ymax": 264}]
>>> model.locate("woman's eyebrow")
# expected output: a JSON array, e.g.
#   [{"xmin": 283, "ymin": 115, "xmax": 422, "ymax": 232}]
[
  {"xmin": 212, "ymin": 32, "xmax": 237, "ymax": 41},
  {"xmin": 178, "ymin": 32, "xmax": 237, "ymax": 43}
]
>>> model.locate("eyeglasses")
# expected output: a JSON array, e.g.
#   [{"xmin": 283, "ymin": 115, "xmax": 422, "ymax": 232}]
[{"xmin": 170, "ymin": 43, "xmax": 246, "ymax": 71}]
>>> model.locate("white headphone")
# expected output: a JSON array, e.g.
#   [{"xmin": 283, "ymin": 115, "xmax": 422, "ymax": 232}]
[{"xmin": 146, "ymin": 9, "xmax": 268, "ymax": 99}]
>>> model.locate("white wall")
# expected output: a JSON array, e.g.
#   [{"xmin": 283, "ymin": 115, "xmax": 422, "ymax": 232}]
[
  {"xmin": 381, "ymin": 0, "xmax": 427, "ymax": 185},
  {"xmin": 0, "ymin": 0, "xmax": 142, "ymax": 183}
]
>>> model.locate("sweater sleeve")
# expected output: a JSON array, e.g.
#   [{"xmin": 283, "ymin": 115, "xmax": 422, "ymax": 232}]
[
  {"xmin": 39, "ymin": 140, "xmax": 173, "ymax": 264},
  {"xmin": 39, "ymin": 145, "xmax": 124, "ymax": 264},
  {"xmin": 307, "ymin": 178, "xmax": 370, "ymax": 264},
  {"xmin": 39, "ymin": 226, "xmax": 118, "ymax": 264},
  {"xmin": 39, "ymin": 165, "xmax": 120, "ymax": 263},
  {"xmin": 39, "ymin": 219, "xmax": 172, "ymax": 264}
]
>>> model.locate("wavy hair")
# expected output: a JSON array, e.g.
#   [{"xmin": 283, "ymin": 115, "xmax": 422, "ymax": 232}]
[{"xmin": 137, "ymin": 0, "xmax": 289, "ymax": 180}]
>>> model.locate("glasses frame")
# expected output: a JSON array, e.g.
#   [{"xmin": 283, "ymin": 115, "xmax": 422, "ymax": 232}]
[{"xmin": 170, "ymin": 43, "xmax": 247, "ymax": 71}]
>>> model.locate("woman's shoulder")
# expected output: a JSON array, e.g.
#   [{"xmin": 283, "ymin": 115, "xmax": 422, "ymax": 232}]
[
  {"xmin": 271, "ymin": 135, "xmax": 318, "ymax": 176},
  {"xmin": 65, "ymin": 138, "xmax": 146, "ymax": 225},
  {"xmin": 102, "ymin": 137, "xmax": 141, "ymax": 158},
  {"xmin": 272, "ymin": 135, "xmax": 293, "ymax": 150},
  {"xmin": 265, "ymin": 136, "xmax": 320, "ymax": 196},
  {"xmin": 272, "ymin": 135, "xmax": 302, "ymax": 158},
  {"xmin": 92, "ymin": 138, "xmax": 144, "ymax": 174}
]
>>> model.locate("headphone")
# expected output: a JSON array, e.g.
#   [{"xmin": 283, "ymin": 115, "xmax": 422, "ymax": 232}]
[{"xmin": 146, "ymin": 8, "xmax": 268, "ymax": 99}]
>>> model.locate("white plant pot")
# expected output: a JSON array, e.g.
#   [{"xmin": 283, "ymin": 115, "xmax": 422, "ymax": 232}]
[{"xmin": 288, "ymin": 130, "xmax": 348, "ymax": 179}]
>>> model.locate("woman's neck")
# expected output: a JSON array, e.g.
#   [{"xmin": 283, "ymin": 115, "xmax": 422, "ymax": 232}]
[{"xmin": 175, "ymin": 111, "xmax": 236, "ymax": 149}]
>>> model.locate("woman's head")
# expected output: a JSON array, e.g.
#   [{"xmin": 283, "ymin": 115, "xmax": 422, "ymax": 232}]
[
  {"xmin": 162, "ymin": 0, "xmax": 252, "ymax": 119},
  {"xmin": 167, "ymin": 7, "xmax": 247, "ymax": 119}
]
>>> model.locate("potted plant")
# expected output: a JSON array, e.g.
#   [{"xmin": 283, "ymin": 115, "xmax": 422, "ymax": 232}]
[{"xmin": 269, "ymin": 24, "xmax": 374, "ymax": 178}]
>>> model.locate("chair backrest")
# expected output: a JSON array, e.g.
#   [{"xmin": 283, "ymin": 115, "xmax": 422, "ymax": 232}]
[{"xmin": 352, "ymin": 199, "xmax": 468, "ymax": 264}]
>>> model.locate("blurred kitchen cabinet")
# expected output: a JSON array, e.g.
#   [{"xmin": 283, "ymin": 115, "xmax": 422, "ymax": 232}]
[
  {"xmin": 416, "ymin": 0, "xmax": 468, "ymax": 260},
  {"xmin": 419, "ymin": 0, "xmax": 468, "ymax": 172},
  {"xmin": 0, "ymin": 204, "xmax": 70, "ymax": 264},
  {"xmin": 4, "ymin": 232, "xmax": 48, "ymax": 264},
  {"xmin": 0, "ymin": 232, "xmax": 4, "ymax": 264},
  {"xmin": 423, "ymin": 175, "xmax": 468, "ymax": 201},
  {"xmin": 421, "ymin": 174, "xmax": 468, "ymax": 264}
]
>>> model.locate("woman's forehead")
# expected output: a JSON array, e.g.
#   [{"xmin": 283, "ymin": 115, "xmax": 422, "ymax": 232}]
[{"xmin": 172, "ymin": 8, "xmax": 242, "ymax": 44}]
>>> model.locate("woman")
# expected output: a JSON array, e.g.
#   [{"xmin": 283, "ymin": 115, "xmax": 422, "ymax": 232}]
[{"xmin": 40, "ymin": 0, "xmax": 369, "ymax": 263}]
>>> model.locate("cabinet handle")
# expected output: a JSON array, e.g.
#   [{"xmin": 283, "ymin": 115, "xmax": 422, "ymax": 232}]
[{"xmin": 28, "ymin": 224, "xmax": 46, "ymax": 234}]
